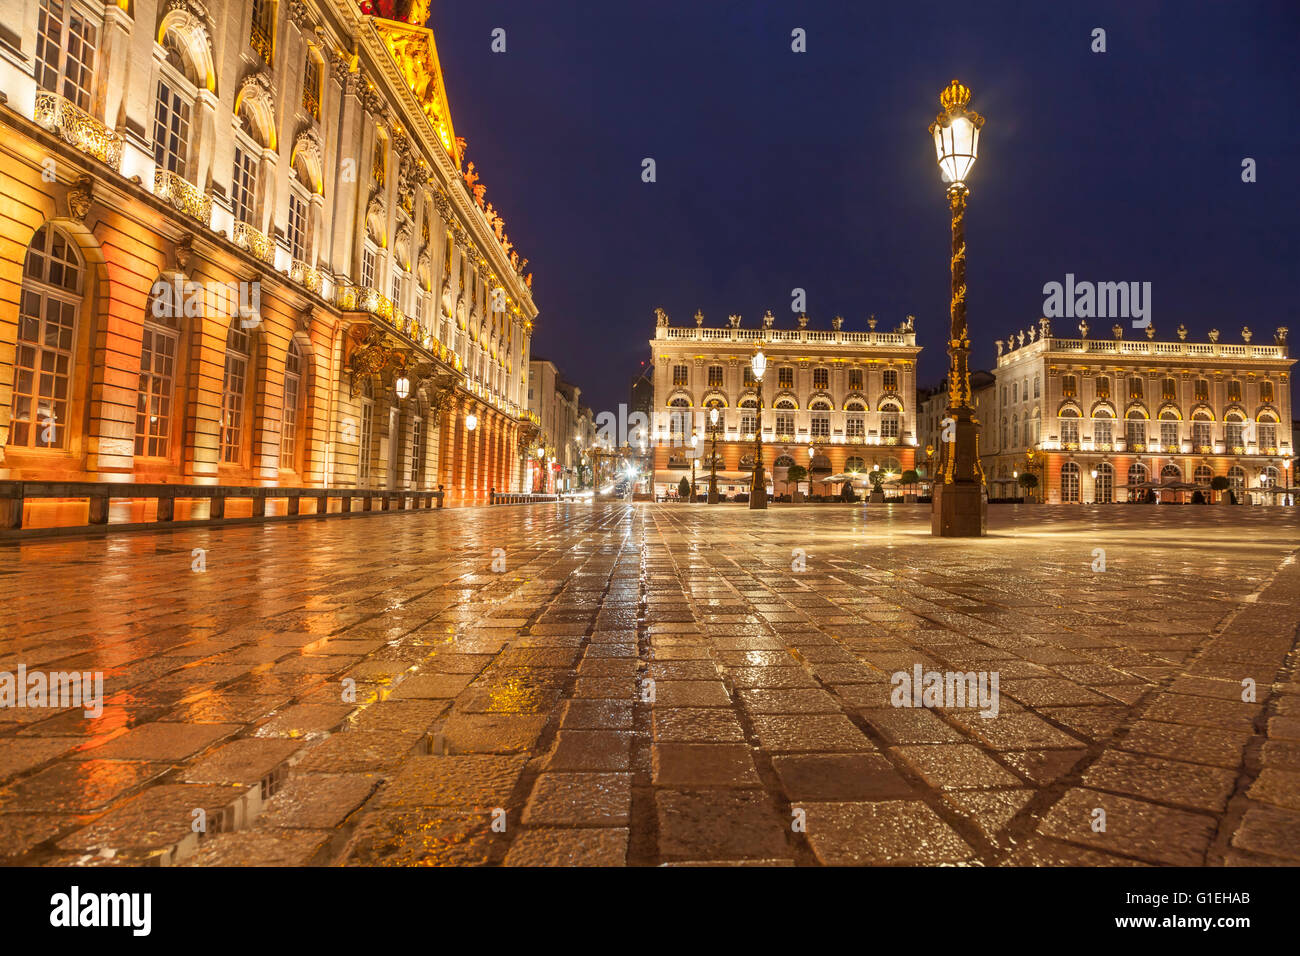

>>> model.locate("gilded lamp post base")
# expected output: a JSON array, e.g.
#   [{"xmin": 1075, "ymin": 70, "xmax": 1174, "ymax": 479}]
[
  {"xmin": 931, "ymin": 481, "xmax": 987, "ymax": 536},
  {"xmin": 749, "ymin": 465, "xmax": 768, "ymax": 509}
]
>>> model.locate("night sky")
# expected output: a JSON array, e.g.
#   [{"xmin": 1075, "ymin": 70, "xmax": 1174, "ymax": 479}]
[{"xmin": 433, "ymin": 0, "xmax": 1300, "ymax": 415}]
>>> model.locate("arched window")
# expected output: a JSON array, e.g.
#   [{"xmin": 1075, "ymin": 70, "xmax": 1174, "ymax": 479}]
[
  {"xmin": 1011, "ymin": 413, "xmax": 1019, "ymax": 447},
  {"xmin": 1060, "ymin": 461, "xmax": 1080, "ymax": 502},
  {"xmin": 10, "ymin": 225, "xmax": 83, "ymax": 449},
  {"xmin": 221, "ymin": 323, "xmax": 252, "ymax": 464},
  {"xmin": 1261, "ymin": 465, "xmax": 1280, "ymax": 487},
  {"xmin": 1093, "ymin": 408, "xmax": 1113, "ymax": 447},
  {"xmin": 668, "ymin": 396, "xmax": 689, "ymax": 442},
  {"xmin": 1158, "ymin": 408, "xmax": 1180, "ymax": 451},
  {"xmin": 154, "ymin": 32, "xmax": 202, "ymax": 176},
  {"xmin": 1257, "ymin": 412, "xmax": 1279, "ymax": 453},
  {"xmin": 1096, "ymin": 462, "xmax": 1114, "ymax": 503},
  {"xmin": 1033, "ymin": 374, "xmax": 1040, "ymax": 398},
  {"xmin": 1161, "ymin": 463, "xmax": 1181, "ymax": 482},
  {"xmin": 1193, "ymin": 464, "xmax": 1213, "ymax": 486},
  {"xmin": 136, "ymin": 280, "xmax": 182, "ymax": 458},
  {"xmin": 1224, "ymin": 411, "xmax": 1246, "ymax": 450},
  {"xmin": 1125, "ymin": 408, "xmax": 1148, "ymax": 450},
  {"xmin": 809, "ymin": 397, "xmax": 832, "ymax": 411},
  {"xmin": 1059, "ymin": 407, "xmax": 1080, "ymax": 446},
  {"xmin": 1127, "ymin": 462, "xmax": 1148, "ymax": 490},
  {"xmin": 845, "ymin": 456, "xmax": 866, "ymax": 472},
  {"xmin": 845, "ymin": 400, "xmax": 866, "ymax": 442},
  {"xmin": 774, "ymin": 455, "xmax": 794, "ymax": 468},
  {"xmin": 281, "ymin": 340, "xmax": 305, "ymax": 468}
]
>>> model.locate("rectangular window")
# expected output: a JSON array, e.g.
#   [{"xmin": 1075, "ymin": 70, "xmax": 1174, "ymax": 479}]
[
  {"xmin": 1061, "ymin": 375, "xmax": 1076, "ymax": 398},
  {"xmin": 881, "ymin": 412, "xmax": 900, "ymax": 439},
  {"xmin": 1195, "ymin": 379, "xmax": 1209, "ymax": 402},
  {"xmin": 135, "ymin": 324, "xmax": 177, "ymax": 457},
  {"xmin": 281, "ymin": 349, "xmax": 301, "ymax": 465},
  {"xmin": 1160, "ymin": 421, "xmax": 1178, "ymax": 449},
  {"xmin": 672, "ymin": 364, "xmax": 688, "ymax": 386},
  {"xmin": 361, "ymin": 245, "xmax": 376, "ymax": 289},
  {"xmin": 740, "ymin": 411, "xmax": 757, "ymax": 436},
  {"xmin": 707, "ymin": 365, "xmax": 723, "ymax": 387},
  {"xmin": 1095, "ymin": 376, "xmax": 1110, "ymax": 399},
  {"xmin": 231, "ymin": 146, "xmax": 258, "ymax": 226},
  {"xmin": 846, "ymin": 414, "xmax": 865, "ymax": 441},
  {"xmin": 776, "ymin": 411, "xmax": 794, "ymax": 436},
  {"xmin": 221, "ymin": 352, "xmax": 247, "ymax": 464},
  {"xmin": 358, "ymin": 401, "xmax": 373, "ymax": 486},
  {"xmin": 250, "ymin": 0, "xmax": 273, "ymax": 63},
  {"xmin": 287, "ymin": 191, "xmax": 308, "ymax": 262},
  {"xmin": 11, "ymin": 290, "xmax": 77, "ymax": 448},
  {"xmin": 1259, "ymin": 422, "xmax": 1276, "ymax": 450},
  {"xmin": 302, "ymin": 55, "xmax": 320, "ymax": 118},
  {"xmin": 848, "ymin": 369, "xmax": 863, "ymax": 391},
  {"xmin": 1129, "ymin": 377, "xmax": 1144, "ymax": 400},
  {"xmin": 778, "ymin": 367, "xmax": 793, "ymax": 389},
  {"xmin": 410, "ymin": 416, "xmax": 424, "ymax": 485},
  {"xmin": 1192, "ymin": 421, "xmax": 1211, "ymax": 449},
  {"xmin": 1227, "ymin": 380, "xmax": 1242, "ymax": 402},
  {"xmin": 1225, "ymin": 421, "xmax": 1243, "ymax": 448},
  {"xmin": 813, "ymin": 367, "xmax": 829, "ymax": 390},
  {"xmin": 1061, "ymin": 418, "xmax": 1080, "ymax": 445},
  {"xmin": 37, "ymin": 0, "xmax": 98, "ymax": 112},
  {"xmin": 153, "ymin": 79, "xmax": 191, "ymax": 174},
  {"xmin": 882, "ymin": 369, "xmax": 898, "ymax": 392},
  {"xmin": 810, "ymin": 414, "xmax": 830, "ymax": 438},
  {"xmin": 1126, "ymin": 420, "xmax": 1145, "ymax": 449},
  {"xmin": 1260, "ymin": 381, "xmax": 1274, "ymax": 403},
  {"xmin": 1094, "ymin": 419, "xmax": 1112, "ymax": 446},
  {"xmin": 742, "ymin": 366, "xmax": 756, "ymax": 387},
  {"xmin": 1162, "ymin": 378, "xmax": 1177, "ymax": 401},
  {"xmin": 391, "ymin": 269, "xmax": 402, "ymax": 309}
]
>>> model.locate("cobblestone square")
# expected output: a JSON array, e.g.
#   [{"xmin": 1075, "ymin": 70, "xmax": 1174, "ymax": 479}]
[{"xmin": 2, "ymin": 502, "xmax": 1298, "ymax": 866}]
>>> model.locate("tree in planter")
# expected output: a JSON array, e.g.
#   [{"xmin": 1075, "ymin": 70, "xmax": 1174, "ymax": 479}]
[
  {"xmin": 785, "ymin": 464, "xmax": 807, "ymax": 498},
  {"xmin": 867, "ymin": 469, "xmax": 885, "ymax": 496},
  {"xmin": 900, "ymin": 469, "xmax": 920, "ymax": 496},
  {"xmin": 1017, "ymin": 472, "xmax": 1039, "ymax": 500},
  {"xmin": 839, "ymin": 480, "xmax": 856, "ymax": 502},
  {"xmin": 677, "ymin": 476, "xmax": 691, "ymax": 501},
  {"xmin": 1209, "ymin": 475, "xmax": 1231, "ymax": 504}
]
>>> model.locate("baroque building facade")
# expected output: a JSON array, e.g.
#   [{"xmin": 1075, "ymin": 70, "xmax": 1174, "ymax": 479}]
[
  {"xmin": 648, "ymin": 309, "xmax": 921, "ymax": 498},
  {"xmin": 525, "ymin": 357, "xmax": 593, "ymax": 495},
  {"xmin": 0, "ymin": 0, "xmax": 536, "ymax": 508},
  {"xmin": 981, "ymin": 320, "xmax": 1294, "ymax": 503}
]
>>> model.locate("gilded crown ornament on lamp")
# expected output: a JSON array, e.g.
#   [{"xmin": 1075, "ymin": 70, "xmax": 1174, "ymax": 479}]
[{"xmin": 930, "ymin": 79, "xmax": 985, "ymax": 187}]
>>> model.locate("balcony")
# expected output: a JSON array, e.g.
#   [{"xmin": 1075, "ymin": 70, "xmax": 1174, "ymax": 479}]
[
  {"xmin": 33, "ymin": 91, "xmax": 122, "ymax": 171},
  {"xmin": 233, "ymin": 221, "xmax": 274, "ymax": 264},
  {"xmin": 289, "ymin": 259, "xmax": 322, "ymax": 294},
  {"xmin": 154, "ymin": 169, "xmax": 211, "ymax": 225}
]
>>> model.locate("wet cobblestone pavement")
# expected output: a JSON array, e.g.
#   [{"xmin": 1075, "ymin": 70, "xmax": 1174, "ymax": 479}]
[{"xmin": 2, "ymin": 503, "xmax": 1298, "ymax": 866}]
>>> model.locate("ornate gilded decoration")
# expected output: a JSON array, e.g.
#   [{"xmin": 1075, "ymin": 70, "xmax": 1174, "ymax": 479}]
[
  {"xmin": 34, "ymin": 92, "xmax": 123, "ymax": 171},
  {"xmin": 154, "ymin": 168, "xmax": 212, "ymax": 225},
  {"xmin": 233, "ymin": 220, "xmax": 274, "ymax": 263},
  {"xmin": 66, "ymin": 175, "xmax": 93, "ymax": 221}
]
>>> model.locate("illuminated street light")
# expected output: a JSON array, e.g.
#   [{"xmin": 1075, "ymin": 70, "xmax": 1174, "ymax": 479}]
[
  {"xmin": 750, "ymin": 348, "xmax": 768, "ymax": 510},
  {"xmin": 928, "ymin": 79, "xmax": 988, "ymax": 537},
  {"xmin": 707, "ymin": 406, "xmax": 720, "ymax": 504},
  {"xmin": 394, "ymin": 375, "xmax": 410, "ymax": 400},
  {"xmin": 465, "ymin": 412, "xmax": 478, "ymax": 431}
]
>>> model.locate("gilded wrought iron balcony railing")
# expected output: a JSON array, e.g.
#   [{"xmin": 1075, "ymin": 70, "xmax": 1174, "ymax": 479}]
[
  {"xmin": 233, "ymin": 221, "xmax": 274, "ymax": 263},
  {"xmin": 33, "ymin": 91, "xmax": 123, "ymax": 171},
  {"xmin": 153, "ymin": 169, "xmax": 212, "ymax": 225},
  {"xmin": 289, "ymin": 259, "xmax": 322, "ymax": 294}
]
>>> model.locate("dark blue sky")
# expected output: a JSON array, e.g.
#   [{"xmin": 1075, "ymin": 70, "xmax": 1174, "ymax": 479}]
[{"xmin": 434, "ymin": 0, "xmax": 1300, "ymax": 414}]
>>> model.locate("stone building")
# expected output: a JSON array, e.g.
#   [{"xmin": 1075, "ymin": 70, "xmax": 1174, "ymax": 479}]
[
  {"xmin": 982, "ymin": 320, "xmax": 1294, "ymax": 503},
  {"xmin": 0, "ymin": 0, "xmax": 536, "ymax": 511},
  {"xmin": 648, "ymin": 309, "xmax": 922, "ymax": 499},
  {"xmin": 526, "ymin": 357, "xmax": 591, "ymax": 494}
]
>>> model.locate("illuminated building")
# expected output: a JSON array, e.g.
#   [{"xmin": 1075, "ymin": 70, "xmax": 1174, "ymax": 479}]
[{"xmin": 0, "ymin": 0, "xmax": 535, "ymax": 507}]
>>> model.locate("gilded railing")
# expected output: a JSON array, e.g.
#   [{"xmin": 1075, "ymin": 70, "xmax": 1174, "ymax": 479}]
[
  {"xmin": 33, "ymin": 92, "xmax": 123, "ymax": 171},
  {"xmin": 233, "ymin": 221, "xmax": 274, "ymax": 263},
  {"xmin": 289, "ymin": 258, "xmax": 322, "ymax": 294},
  {"xmin": 153, "ymin": 169, "xmax": 212, "ymax": 225}
]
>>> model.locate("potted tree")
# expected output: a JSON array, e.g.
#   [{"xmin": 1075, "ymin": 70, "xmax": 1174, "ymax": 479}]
[
  {"xmin": 677, "ymin": 476, "xmax": 691, "ymax": 502},
  {"xmin": 1209, "ymin": 475, "xmax": 1232, "ymax": 505},
  {"xmin": 1017, "ymin": 472, "xmax": 1039, "ymax": 502},
  {"xmin": 867, "ymin": 469, "xmax": 886, "ymax": 503},
  {"xmin": 786, "ymin": 464, "xmax": 807, "ymax": 503},
  {"xmin": 839, "ymin": 480, "xmax": 856, "ymax": 502},
  {"xmin": 900, "ymin": 469, "xmax": 920, "ymax": 503}
]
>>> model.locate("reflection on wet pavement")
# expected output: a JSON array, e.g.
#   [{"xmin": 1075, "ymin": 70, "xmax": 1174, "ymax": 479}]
[{"xmin": 1, "ymin": 502, "xmax": 1298, "ymax": 865}]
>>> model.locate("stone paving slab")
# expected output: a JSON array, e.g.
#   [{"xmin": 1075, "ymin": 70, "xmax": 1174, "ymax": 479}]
[{"xmin": 1, "ymin": 503, "xmax": 1298, "ymax": 865}]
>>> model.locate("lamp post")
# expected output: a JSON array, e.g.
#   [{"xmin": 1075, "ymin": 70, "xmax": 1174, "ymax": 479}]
[
  {"xmin": 689, "ymin": 432, "xmax": 698, "ymax": 503},
  {"xmin": 707, "ymin": 407, "xmax": 720, "ymax": 503},
  {"xmin": 749, "ymin": 349, "xmax": 768, "ymax": 509},
  {"xmin": 928, "ymin": 79, "xmax": 987, "ymax": 536},
  {"xmin": 1090, "ymin": 467, "xmax": 1098, "ymax": 505},
  {"xmin": 808, "ymin": 444, "xmax": 815, "ymax": 498}
]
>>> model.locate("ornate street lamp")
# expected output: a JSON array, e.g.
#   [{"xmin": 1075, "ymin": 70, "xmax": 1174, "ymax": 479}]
[
  {"xmin": 707, "ymin": 406, "xmax": 720, "ymax": 503},
  {"xmin": 928, "ymin": 79, "xmax": 987, "ymax": 536},
  {"xmin": 394, "ymin": 375, "xmax": 410, "ymax": 400},
  {"xmin": 466, "ymin": 411, "xmax": 478, "ymax": 431},
  {"xmin": 689, "ymin": 432, "xmax": 699, "ymax": 503},
  {"xmin": 749, "ymin": 348, "xmax": 768, "ymax": 509}
]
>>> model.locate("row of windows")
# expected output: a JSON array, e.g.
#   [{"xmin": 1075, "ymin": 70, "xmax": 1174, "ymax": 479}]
[
  {"xmin": 672, "ymin": 364, "xmax": 900, "ymax": 391},
  {"xmin": 1055, "ymin": 462, "xmax": 1275, "ymax": 503},
  {"xmin": 1054, "ymin": 374, "xmax": 1275, "ymax": 404}
]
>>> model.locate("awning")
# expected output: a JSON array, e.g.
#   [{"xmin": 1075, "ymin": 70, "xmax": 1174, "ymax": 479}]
[{"xmin": 654, "ymin": 470, "xmax": 755, "ymax": 485}]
